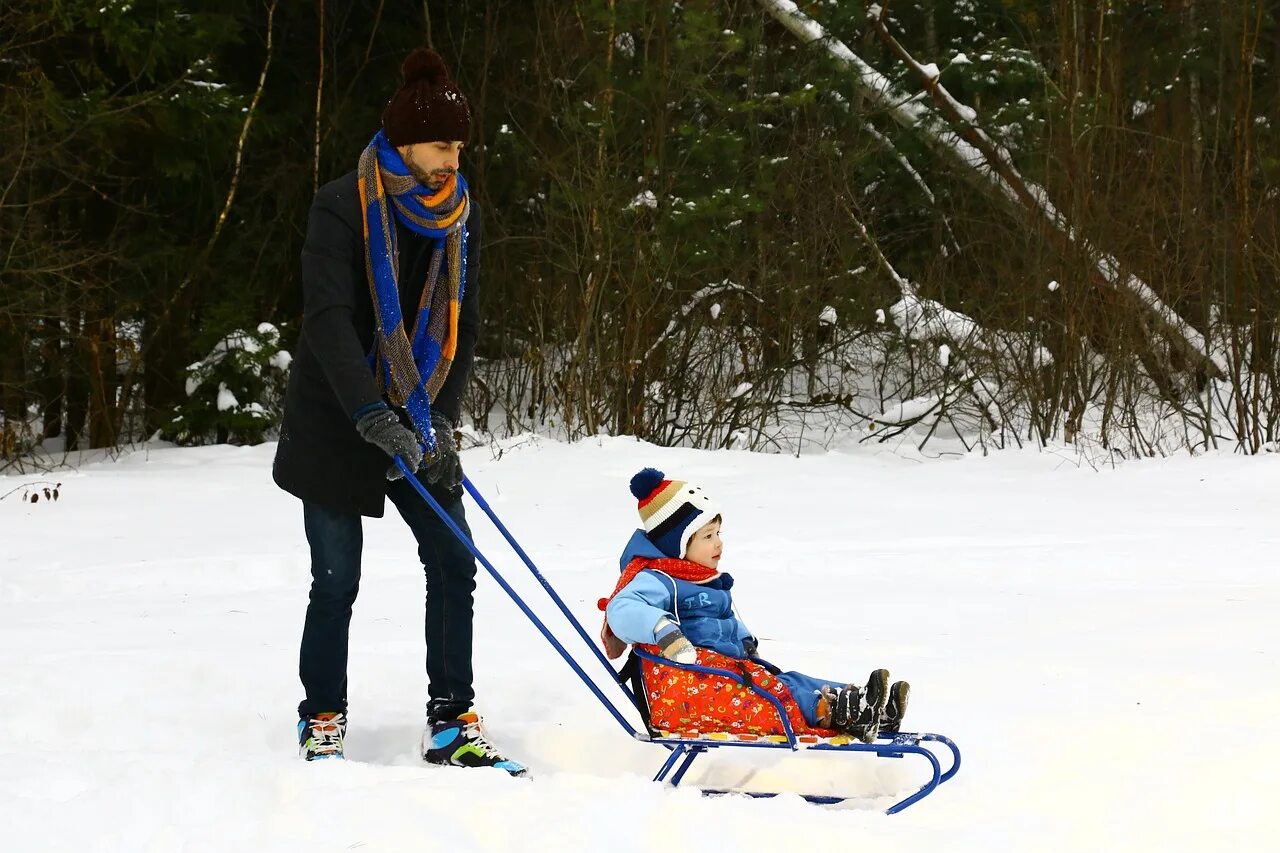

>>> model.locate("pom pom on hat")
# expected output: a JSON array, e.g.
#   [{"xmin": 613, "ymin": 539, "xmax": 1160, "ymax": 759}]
[
  {"xmin": 402, "ymin": 48, "xmax": 449, "ymax": 85},
  {"xmin": 630, "ymin": 467, "xmax": 666, "ymax": 500},
  {"xmin": 630, "ymin": 467, "xmax": 720, "ymax": 559}
]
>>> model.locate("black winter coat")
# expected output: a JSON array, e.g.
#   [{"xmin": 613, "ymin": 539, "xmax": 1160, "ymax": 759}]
[{"xmin": 272, "ymin": 169, "xmax": 481, "ymax": 517}]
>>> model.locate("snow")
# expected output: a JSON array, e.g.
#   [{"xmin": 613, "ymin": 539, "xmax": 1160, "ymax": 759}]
[
  {"xmin": 215, "ymin": 383, "xmax": 239, "ymax": 412},
  {"xmin": 3, "ymin": 439, "xmax": 1279, "ymax": 851},
  {"xmin": 1048, "ymin": 280, "xmax": 1060, "ymax": 292},
  {"xmin": 951, "ymin": 53, "xmax": 972, "ymax": 66},
  {"xmin": 889, "ymin": 295, "xmax": 978, "ymax": 342},
  {"xmin": 937, "ymin": 344, "xmax": 951, "ymax": 367},
  {"xmin": 874, "ymin": 395, "xmax": 939, "ymax": 424},
  {"xmin": 819, "ymin": 306, "xmax": 838, "ymax": 326},
  {"xmin": 627, "ymin": 191, "xmax": 658, "ymax": 211}
]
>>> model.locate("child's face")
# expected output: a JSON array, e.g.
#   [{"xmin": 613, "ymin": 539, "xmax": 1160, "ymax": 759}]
[{"xmin": 684, "ymin": 519, "xmax": 723, "ymax": 569}]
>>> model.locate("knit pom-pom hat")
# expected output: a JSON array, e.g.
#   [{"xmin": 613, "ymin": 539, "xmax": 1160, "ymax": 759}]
[
  {"xmin": 630, "ymin": 467, "xmax": 720, "ymax": 559},
  {"xmin": 382, "ymin": 48, "xmax": 471, "ymax": 146}
]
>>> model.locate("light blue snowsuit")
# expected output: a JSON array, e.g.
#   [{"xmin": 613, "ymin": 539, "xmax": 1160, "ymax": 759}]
[{"xmin": 606, "ymin": 530, "xmax": 844, "ymax": 726}]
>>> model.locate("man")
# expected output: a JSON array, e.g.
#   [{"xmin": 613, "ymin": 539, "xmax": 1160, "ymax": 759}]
[{"xmin": 273, "ymin": 47, "xmax": 523, "ymax": 774}]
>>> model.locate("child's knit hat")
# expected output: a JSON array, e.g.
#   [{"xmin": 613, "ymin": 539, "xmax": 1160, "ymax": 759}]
[{"xmin": 630, "ymin": 468, "xmax": 720, "ymax": 559}]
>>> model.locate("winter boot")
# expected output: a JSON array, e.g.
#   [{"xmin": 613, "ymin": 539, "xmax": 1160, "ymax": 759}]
[
  {"xmin": 423, "ymin": 711, "xmax": 527, "ymax": 776},
  {"xmin": 830, "ymin": 683, "xmax": 863, "ymax": 731},
  {"xmin": 298, "ymin": 711, "xmax": 347, "ymax": 761},
  {"xmin": 849, "ymin": 668, "xmax": 890, "ymax": 743},
  {"xmin": 882, "ymin": 681, "xmax": 910, "ymax": 734}
]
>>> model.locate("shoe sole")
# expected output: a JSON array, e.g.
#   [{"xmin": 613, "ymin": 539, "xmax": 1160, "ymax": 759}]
[
  {"xmin": 853, "ymin": 669, "xmax": 891, "ymax": 743},
  {"xmin": 886, "ymin": 681, "xmax": 909, "ymax": 729}
]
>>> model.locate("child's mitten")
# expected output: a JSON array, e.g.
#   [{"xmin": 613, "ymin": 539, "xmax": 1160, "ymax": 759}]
[{"xmin": 654, "ymin": 618, "xmax": 697, "ymax": 664}]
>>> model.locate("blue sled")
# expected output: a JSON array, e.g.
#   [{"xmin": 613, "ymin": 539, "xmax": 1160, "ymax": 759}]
[{"xmin": 394, "ymin": 459, "xmax": 962, "ymax": 814}]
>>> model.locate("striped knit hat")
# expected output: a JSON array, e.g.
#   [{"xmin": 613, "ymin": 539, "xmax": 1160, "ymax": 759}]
[{"xmin": 630, "ymin": 468, "xmax": 721, "ymax": 559}]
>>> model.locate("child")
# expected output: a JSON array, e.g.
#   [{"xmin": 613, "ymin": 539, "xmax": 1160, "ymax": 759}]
[{"xmin": 599, "ymin": 468, "xmax": 909, "ymax": 742}]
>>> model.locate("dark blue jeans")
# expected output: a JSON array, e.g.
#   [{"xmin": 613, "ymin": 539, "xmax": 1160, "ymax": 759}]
[{"xmin": 298, "ymin": 477, "xmax": 477, "ymax": 721}]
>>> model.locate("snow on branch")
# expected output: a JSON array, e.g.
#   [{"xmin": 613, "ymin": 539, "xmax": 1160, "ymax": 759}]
[
  {"xmin": 861, "ymin": 123, "xmax": 961, "ymax": 257},
  {"xmin": 645, "ymin": 279, "xmax": 760, "ymax": 361}
]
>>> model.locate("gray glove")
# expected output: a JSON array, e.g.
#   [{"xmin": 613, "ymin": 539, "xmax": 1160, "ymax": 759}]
[
  {"xmin": 355, "ymin": 405, "xmax": 423, "ymax": 481},
  {"xmin": 742, "ymin": 636, "xmax": 759, "ymax": 658},
  {"xmin": 423, "ymin": 410, "xmax": 462, "ymax": 489}
]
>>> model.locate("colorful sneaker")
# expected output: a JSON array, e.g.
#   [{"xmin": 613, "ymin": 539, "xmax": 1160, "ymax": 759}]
[
  {"xmin": 850, "ymin": 668, "xmax": 890, "ymax": 743},
  {"xmin": 298, "ymin": 711, "xmax": 346, "ymax": 761},
  {"xmin": 882, "ymin": 680, "xmax": 910, "ymax": 733},
  {"xmin": 422, "ymin": 711, "xmax": 527, "ymax": 776}
]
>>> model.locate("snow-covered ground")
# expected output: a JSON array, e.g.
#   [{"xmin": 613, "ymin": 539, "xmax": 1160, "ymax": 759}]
[{"xmin": 2, "ymin": 438, "xmax": 1277, "ymax": 851}]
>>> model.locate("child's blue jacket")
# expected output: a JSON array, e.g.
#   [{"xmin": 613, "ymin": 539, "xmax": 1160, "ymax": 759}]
[
  {"xmin": 604, "ymin": 530, "xmax": 844, "ymax": 728},
  {"xmin": 605, "ymin": 530, "xmax": 755, "ymax": 657}
]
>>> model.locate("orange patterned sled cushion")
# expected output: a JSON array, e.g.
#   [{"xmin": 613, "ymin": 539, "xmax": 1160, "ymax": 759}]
[{"xmin": 636, "ymin": 644, "xmax": 837, "ymax": 738}]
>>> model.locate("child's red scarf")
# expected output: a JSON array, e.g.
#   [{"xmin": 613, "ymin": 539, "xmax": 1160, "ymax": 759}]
[{"xmin": 596, "ymin": 556, "xmax": 719, "ymax": 659}]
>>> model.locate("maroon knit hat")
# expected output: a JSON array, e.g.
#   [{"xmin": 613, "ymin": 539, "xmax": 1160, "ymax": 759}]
[{"xmin": 382, "ymin": 48, "xmax": 471, "ymax": 146}]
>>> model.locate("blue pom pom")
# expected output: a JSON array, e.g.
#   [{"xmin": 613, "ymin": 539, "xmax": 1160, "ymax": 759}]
[{"xmin": 630, "ymin": 467, "xmax": 665, "ymax": 500}]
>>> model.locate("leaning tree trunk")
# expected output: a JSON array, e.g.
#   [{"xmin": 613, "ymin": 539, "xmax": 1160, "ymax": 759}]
[{"xmin": 756, "ymin": 0, "xmax": 1226, "ymax": 383}]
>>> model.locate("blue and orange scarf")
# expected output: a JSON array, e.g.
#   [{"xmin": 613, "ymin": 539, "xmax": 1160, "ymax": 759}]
[{"xmin": 356, "ymin": 129, "xmax": 469, "ymax": 451}]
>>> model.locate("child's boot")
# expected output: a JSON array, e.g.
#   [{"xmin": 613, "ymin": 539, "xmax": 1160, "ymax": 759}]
[
  {"xmin": 831, "ymin": 683, "xmax": 862, "ymax": 731},
  {"xmin": 850, "ymin": 668, "xmax": 889, "ymax": 743},
  {"xmin": 882, "ymin": 680, "xmax": 910, "ymax": 733}
]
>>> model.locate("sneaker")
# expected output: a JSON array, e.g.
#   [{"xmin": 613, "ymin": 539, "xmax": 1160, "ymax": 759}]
[
  {"xmin": 850, "ymin": 668, "xmax": 890, "ymax": 743},
  {"xmin": 423, "ymin": 711, "xmax": 527, "ymax": 776},
  {"xmin": 298, "ymin": 711, "xmax": 347, "ymax": 761},
  {"xmin": 882, "ymin": 680, "xmax": 910, "ymax": 733}
]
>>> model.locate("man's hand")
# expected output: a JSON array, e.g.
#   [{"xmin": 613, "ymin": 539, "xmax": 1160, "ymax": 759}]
[
  {"xmin": 423, "ymin": 410, "xmax": 462, "ymax": 489},
  {"xmin": 355, "ymin": 405, "xmax": 423, "ymax": 481}
]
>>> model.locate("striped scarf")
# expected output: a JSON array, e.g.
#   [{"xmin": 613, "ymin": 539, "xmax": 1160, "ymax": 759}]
[{"xmin": 356, "ymin": 129, "xmax": 470, "ymax": 450}]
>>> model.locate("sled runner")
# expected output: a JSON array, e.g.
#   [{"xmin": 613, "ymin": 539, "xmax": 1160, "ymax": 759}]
[{"xmin": 395, "ymin": 459, "xmax": 961, "ymax": 813}]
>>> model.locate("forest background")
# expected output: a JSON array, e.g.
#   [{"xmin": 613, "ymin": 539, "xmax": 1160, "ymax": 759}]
[{"xmin": 3, "ymin": 0, "xmax": 1278, "ymax": 467}]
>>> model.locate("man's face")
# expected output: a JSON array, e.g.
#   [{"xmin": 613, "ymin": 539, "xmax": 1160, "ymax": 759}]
[{"xmin": 398, "ymin": 141, "xmax": 465, "ymax": 189}]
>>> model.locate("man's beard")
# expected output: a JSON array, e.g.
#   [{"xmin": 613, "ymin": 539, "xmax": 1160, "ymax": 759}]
[{"xmin": 408, "ymin": 163, "xmax": 455, "ymax": 190}]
